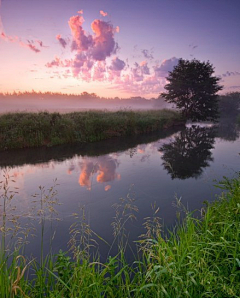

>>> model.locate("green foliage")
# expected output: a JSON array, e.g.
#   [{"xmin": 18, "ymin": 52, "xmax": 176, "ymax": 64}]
[
  {"xmin": 0, "ymin": 175, "xmax": 239, "ymax": 297},
  {"xmin": 161, "ymin": 59, "xmax": 223, "ymax": 121},
  {"xmin": 0, "ymin": 110, "xmax": 184, "ymax": 150}
]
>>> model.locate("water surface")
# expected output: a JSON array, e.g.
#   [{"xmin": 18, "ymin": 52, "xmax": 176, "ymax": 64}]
[{"xmin": 0, "ymin": 123, "xmax": 239, "ymax": 260}]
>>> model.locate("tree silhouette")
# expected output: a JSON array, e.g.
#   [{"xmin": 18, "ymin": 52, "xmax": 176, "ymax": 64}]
[
  {"xmin": 159, "ymin": 126, "xmax": 216, "ymax": 179},
  {"xmin": 161, "ymin": 59, "xmax": 223, "ymax": 121}
]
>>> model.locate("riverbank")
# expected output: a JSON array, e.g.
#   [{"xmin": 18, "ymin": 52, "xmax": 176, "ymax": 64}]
[
  {"xmin": 1, "ymin": 175, "xmax": 239, "ymax": 297},
  {"xmin": 0, "ymin": 109, "xmax": 184, "ymax": 150}
]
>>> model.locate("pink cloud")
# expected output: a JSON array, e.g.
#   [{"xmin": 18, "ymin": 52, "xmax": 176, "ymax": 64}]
[
  {"xmin": 26, "ymin": 42, "xmax": 40, "ymax": 53},
  {"xmin": 68, "ymin": 15, "xmax": 118, "ymax": 60},
  {"xmin": 56, "ymin": 34, "xmax": 67, "ymax": 48},
  {"xmin": 108, "ymin": 57, "xmax": 126, "ymax": 81},
  {"xmin": 1, "ymin": 32, "xmax": 16, "ymax": 42},
  {"xmin": 90, "ymin": 19, "xmax": 118, "ymax": 61},
  {"xmin": 36, "ymin": 40, "xmax": 48, "ymax": 48},
  {"xmin": 45, "ymin": 56, "xmax": 72, "ymax": 68},
  {"xmin": 92, "ymin": 61, "xmax": 107, "ymax": 81},
  {"xmin": 46, "ymin": 10, "xmax": 179, "ymax": 96},
  {"xmin": 100, "ymin": 10, "xmax": 108, "ymax": 17},
  {"xmin": 66, "ymin": 13, "xmax": 118, "ymax": 78},
  {"xmin": 154, "ymin": 57, "xmax": 179, "ymax": 77},
  {"xmin": 140, "ymin": 61, "xmax": 150, "ymax": 74},
  {"xmin": 78, "ymin": 10, "xmax": 83, "ymax": 14},
  {"xmin": 131, "ymin": 61, "xmax": 150, "ymax": 82},
  {"xmin": 0, "ymin": 32, "xmax": 42, "ymax": 53},
  {"xmin": 69, "ymin": 15, "xmax": 93, "ymax": 52},
  {"xmin": 71, "ymin": 52, "xmax": 93, "ymax": 79},
  {"xmin": 110, "ymin": 57, "xmax": 125, "ymax": 71}
]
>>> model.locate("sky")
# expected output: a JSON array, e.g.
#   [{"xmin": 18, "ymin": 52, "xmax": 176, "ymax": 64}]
[{"xmin": 0, "ymin": 0, "xmax": 240, "ymax": 98}]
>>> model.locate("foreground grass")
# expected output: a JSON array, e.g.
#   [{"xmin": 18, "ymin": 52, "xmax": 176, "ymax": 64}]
[
  {"xmin": 0, "ymin": 109, "xmax": 184, "ymax": 150},
  {"xmin": 0, "ymin": 175, "xmax": 239, "ymax": 297}
]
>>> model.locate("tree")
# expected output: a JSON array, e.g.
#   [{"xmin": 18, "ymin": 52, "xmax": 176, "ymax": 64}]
[{"xmin": 161, "ymin": 59, "xmax": 223, "ymax": 121}]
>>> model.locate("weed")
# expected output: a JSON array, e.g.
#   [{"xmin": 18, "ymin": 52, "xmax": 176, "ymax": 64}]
[
  {"xmin": 0, "ymin": 110, "xmax": 184, "ymax": 150},
  {"xmin": 0, "ymin": 174, "xmax": 239, "ymax": 297}
]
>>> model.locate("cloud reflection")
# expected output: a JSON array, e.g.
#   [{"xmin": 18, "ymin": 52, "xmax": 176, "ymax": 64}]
[{"xmin": 78, "ymin": 156, "xmax": 120, "ymax": 190}]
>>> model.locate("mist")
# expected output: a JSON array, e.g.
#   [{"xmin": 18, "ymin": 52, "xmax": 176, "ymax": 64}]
[{"xmin": 0, "ymin": 92, "xmax": 172, "ymax": 114}]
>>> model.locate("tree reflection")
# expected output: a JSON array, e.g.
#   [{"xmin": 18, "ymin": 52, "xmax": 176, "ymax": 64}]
[
  {"xmin": 218, "ymin": 93, "xmax": 240, "ymax": 141},
  {"xmin": 159, "ymin": 126, "xmax": 216, "ymax": 179},
  {"xmin": 217, "ymin": 118, "xmax": 240, "ymax": 141}
]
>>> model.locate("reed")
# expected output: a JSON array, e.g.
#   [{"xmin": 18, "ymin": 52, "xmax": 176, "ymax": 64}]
[
  {"xmin": 0, "ymin": 174, "xmax": 239, "ymax": 297},
  {"xmin": 0, "ymin": 109, "xmax": 184, "ymax": 150}
]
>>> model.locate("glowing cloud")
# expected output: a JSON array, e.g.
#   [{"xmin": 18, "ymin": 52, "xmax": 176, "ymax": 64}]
[
  {"xmin": 100, "ymin": 10, "xmax": 108, "ymax": 17},
  {"xmin": 46, "ymin": 11, "xmax": 179, "ymax": 95},
  {"xmin": 69, "ymin": 15, "xmax": 93, "ymax": 52},
  {"xmin": 46, "ymin": 56, "xmax": 71, "ymax": 68},
  {"xmin": 67, "ymin": 13, "xmax": 118, "ymax": 78},
  {"xmin": 90, "ymin": 19, "xmax": 118, "ymax": 61}
]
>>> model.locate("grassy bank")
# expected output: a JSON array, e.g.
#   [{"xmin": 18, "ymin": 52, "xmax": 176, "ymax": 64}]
[
  {"xmin": 0, "ymin": 175, "xmax": 239, "ymax": 297},
  {"xmin": 0, "ymin": 109, "xmax": 184, "ymax": 150}
]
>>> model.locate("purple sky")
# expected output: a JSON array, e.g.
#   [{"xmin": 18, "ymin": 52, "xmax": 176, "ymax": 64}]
[{"xmin": 0, "ymin": 0, "xmax": 240, "ymax": 98}]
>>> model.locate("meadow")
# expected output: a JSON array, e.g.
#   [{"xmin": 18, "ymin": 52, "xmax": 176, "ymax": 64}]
[
  {"xmin": 0, "ymin": 174, "xmax": 239, "ymax": 297},
  {"xmin": 0, "ymin": 109, "xmax": 184, "ymax": 150}
]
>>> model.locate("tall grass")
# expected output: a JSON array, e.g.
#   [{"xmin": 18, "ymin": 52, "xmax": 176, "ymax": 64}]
[
  {"xmin": 0, "ymin": 174, "xmax": 239, "ymax": 297},
  {"xmin": 0, "ymin": 109, "xmax": 184, "ymax": 150}
]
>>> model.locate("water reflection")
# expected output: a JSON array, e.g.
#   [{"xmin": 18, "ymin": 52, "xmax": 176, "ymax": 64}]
[
  {"xmin": 78, "ymin": 156, "xmax": 120, "ymax": 190},
  {"xmin": 0, "ymin": 124, "xmax": 239, "ymax": 263},
  {"xmin": 159, "ymin": 126, "xmax": 216, "ymax": 179},
  {"xmin": 0, "ymin": 128, "xmax": 180, "ymax": 168},
  {"xmin": 217, "ymin": 118, "xmax": 240, "ymax": 141}
]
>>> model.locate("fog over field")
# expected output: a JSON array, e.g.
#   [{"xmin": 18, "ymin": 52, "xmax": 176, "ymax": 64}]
[{"xmin": 0, "ymin": 92, "xmax": 172, "ymax": 113}]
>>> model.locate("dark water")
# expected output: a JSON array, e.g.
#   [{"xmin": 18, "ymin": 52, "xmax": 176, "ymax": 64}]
[{"xmin": 0, "ymin": 122, "xmax": 239, "ymax": 260}]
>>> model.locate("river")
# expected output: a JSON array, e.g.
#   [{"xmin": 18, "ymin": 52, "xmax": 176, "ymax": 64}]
[{"xmin": 0, "ymin": 122, "xmax": 239, "ymax": 261}]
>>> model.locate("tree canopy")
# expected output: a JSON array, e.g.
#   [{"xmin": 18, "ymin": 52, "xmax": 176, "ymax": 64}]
[{"xmin": 161, "ymin": 59, "xmax": 223, "ymax": 121}]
